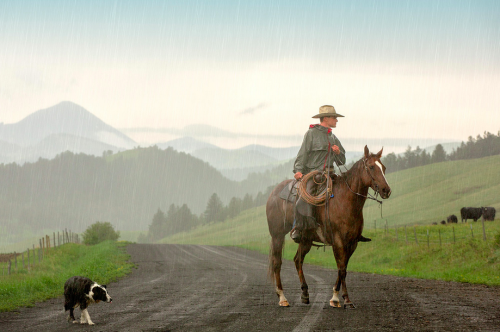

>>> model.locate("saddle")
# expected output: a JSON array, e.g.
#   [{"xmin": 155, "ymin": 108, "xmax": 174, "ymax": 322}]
[{"xmin": 278, "ymin": 181, "xmax": 299, "ymax": 203}]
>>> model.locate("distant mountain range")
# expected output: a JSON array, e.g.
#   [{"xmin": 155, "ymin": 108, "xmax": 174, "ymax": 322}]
[
  {"xmin": 0, "ymin": 101, "xmax": 136, "ymax": 163},
  {"xmin": 158, "ymin": 137, "xmax": 364, "ymax": 180}
]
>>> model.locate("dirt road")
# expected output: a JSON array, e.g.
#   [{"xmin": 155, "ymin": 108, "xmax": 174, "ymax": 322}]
[{"xmin": 1, "ymin": 244, "xmax": 499, "ymax": 331}]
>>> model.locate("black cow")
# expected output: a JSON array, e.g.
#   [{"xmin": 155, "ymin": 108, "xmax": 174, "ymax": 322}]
[
  {"xmin": 482, "ymin": 207, "xmax": 496, "ymax": 221},
  {"xmin": 440, "ymin": 220, "xmax": 446, "ymax": 225},
  {"xmin": 460, "ymin": 207, "xmax": 483, "ymax": 222},
  {"xmin": 447, "ymin": 214, "xmax": 458, "ymax": 223}
]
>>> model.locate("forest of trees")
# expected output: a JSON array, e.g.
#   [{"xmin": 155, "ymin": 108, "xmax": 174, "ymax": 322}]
[
  {"xmin": 138, "ymin": 186, "xmax": 274, "ymax": 243},
  {"xmin": 381, "ymin": 131, "xmax": 500, "ymax": 173}
]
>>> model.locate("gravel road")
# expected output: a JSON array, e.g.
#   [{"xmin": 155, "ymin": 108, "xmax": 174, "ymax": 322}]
[{"xmin": 1, "ymin": 243, "xmax": 499, "ymax": 331}]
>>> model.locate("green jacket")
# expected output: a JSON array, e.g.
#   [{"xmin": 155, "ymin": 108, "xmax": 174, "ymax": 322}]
[{"xmin": 293, "ymin": 125, "xmax": 346, "ymax": 175}]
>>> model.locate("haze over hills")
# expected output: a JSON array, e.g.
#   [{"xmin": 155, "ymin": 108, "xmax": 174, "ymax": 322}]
[{"xmin": 0, "ymin": 101, "xmax": 137, "ymax": 163}]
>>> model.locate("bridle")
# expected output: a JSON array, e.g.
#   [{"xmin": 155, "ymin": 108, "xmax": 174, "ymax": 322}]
[{"xmin": 334, "ymin": 155, "xmax": 384, "ymax": 205}]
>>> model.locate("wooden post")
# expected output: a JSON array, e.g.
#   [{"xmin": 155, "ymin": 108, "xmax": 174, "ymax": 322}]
[
  {"xmin": 426, "ymin": 229, "xmax": 429, "ymax": 249},
  {"xmin": 438, "ymin": 229, "xmax": 441, "ymax": 246},
  {"xmin": 42, "ymin": 237, "xmax": 45, "ymax": 254},
  {"xmin": 414, "ymin": 226, "xmax": 418, "ymax": 245},
  {"xmin": 395, "ymin": 226, "xmax": 398, "ymax": 241},
  {"xmin": 405, "ymin": 225, "xmax": 408, "ymax": 244},
  {"xmin": 481, "ymin": 218, "xmax": 486, "ymax": 241},
  {"xmin": 470, "ymin": 224, "xmax": 474, "ymax": 238},
  {"xmin": 58, "ymin": 231, "xmax": 61, "ymax": 245},
  {"xmin": 22, "ymin": 252, "xmax": 25, "ymax": 269},
  {"xmin": 14, "ymin": 252, "xmax": 17, "ymax": 269},
  {"xmin": 53, "ymin": 232, "xmax": 56, "ymax": 248},
  {"xmin": 453, "ymin": 226, "xmax": 455, "ymax": 244},
  {"xmin": 374, "ymin": 220, "xmax": 376, "ymax": 231},
  {"xmin": 8, "ymin": 260, "xmax": 11, "ymax": 275},
  {"xmin": 27, "ymin": 248, "xmax": 30, "ymax": 272},
  {"xmin": 39, "ymin": 239, "xmax": 42, "ymax": 262}
]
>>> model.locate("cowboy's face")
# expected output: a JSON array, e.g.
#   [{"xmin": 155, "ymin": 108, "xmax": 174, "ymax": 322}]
[{"xmin": 323, "ymin": 116, "xmax": 338, "ymax": 128}]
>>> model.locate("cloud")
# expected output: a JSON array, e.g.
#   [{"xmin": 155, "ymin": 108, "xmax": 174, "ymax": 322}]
[{"xmin": 239, "ymin": 102, "xmax": 268, "ymax": 115}]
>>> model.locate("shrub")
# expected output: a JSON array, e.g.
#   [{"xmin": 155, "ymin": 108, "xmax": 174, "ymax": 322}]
[{"xmin": 82, "ymin": 221, "xmax": 120, "ymax": 245}]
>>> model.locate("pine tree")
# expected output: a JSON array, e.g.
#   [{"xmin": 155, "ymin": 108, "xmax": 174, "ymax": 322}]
[
  {"xmin": 204, "ymin": 193, "xmax": 225, "ymax": 223},
  {"xmin": 431, "ymin": 144, "xmax": 447, "ymax": 163}
]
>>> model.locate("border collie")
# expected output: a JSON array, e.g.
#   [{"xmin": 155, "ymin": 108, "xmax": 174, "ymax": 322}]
[{"xmin": 64, "ymin": 276, "xmax": 112, "ymax": 325}]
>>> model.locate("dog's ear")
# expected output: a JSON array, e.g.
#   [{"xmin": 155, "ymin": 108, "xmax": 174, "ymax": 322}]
[{"xmin": 102, "ymin": 285, "xmax": 107, "ymax": 289}]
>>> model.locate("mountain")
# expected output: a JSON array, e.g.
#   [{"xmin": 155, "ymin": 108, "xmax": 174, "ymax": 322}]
[
  {"xmin": 0, "ymin": 101, "xmax": 136, "ymax": 163},
  {"xmin": 0, "ymin": 146, "xmax": 280, "ymax": 240},
  {"xmin": 157, "ymin": 136, "xmax": 219, "ymax": 153}
]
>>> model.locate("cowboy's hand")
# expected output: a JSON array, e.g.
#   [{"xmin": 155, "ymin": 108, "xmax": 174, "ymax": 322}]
[
  {"xmin": 331, "ymin": 145, "xmax": 341, "ymax": 155},
  {"xmin": 294, "ymin": 172, "xmax": 303, "ymax": 180}
]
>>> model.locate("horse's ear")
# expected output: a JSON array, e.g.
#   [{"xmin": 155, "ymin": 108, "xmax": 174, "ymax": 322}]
[
  {"xmin": 364, "ymin": 145, "xmax": 369, "ymax": 158},
  {"xmin": 376, "ymin": 147, "xmax": 383, "ymax": 158}
]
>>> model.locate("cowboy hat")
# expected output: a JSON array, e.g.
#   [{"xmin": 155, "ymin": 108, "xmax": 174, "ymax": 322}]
[{"xmin": 312, "ymin": 105, "xmax": 344, "ymax": 118}]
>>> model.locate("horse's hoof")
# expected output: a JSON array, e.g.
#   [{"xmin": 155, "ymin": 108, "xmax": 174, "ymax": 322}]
[
  {"xmin": 301, "ymin": 296, "xmax": 310, "ymax": 304},
  {"xmin": 279, "ymin": 300, "xmax": 290, "ymax": 307},
  {"xmin": 343, "ymin": 302, "xmax": 356, "ymax": 309},
  {"xmin": 330, "ymin": 300, "xmax": 341, "ymax": 308}
]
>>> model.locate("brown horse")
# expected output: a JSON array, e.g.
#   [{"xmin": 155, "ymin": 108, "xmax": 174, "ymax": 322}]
[{"xmin": 267, "ymin": 146, "xmax": 391, "ymax": 308}]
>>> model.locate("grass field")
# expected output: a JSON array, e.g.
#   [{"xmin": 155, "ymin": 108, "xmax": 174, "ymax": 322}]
[
  {"xmin": 0, "ymin": 241, "xmax": 134, "ymax": 312},
  {"xmin": 161, "ymin": 155, "xmax": 500, "ymax": 285}
]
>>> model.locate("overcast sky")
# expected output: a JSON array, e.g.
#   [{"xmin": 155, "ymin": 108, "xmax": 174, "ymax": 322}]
[{"xmin": 0, "ymin": 0, "xmax": 499, "ymax": 149}]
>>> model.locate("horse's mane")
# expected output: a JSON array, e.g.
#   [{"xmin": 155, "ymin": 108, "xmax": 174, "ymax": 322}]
[{"xmin": 338, "ymin": 156, "xmax": 364, "ymax": 185}]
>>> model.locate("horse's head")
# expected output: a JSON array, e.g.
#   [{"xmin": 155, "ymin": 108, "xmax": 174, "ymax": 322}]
[{"xmin": 361, "ymin": 145, "xmax": 391, "ymax": 199}]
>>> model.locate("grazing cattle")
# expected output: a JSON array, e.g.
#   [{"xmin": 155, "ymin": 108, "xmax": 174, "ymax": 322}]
[
  {"xmin": 447, "ymin": 215, "xmax": 458, "ymax": 223},
  {"xmin": 482, "ymin": 207, "xmax": 496, "ymax": 221},
  {"xmin": 460, "ymin": 207, "xmax": 483, "ymax": 222},
  {"xmin": 440, "ymin": 220, "xmax": 446, "ymax": 225},
  {"xmin": 432, "ymin": 222, "xmax": 438, "ymax": 225}
]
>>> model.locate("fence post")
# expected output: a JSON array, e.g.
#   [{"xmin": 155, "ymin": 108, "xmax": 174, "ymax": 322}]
[
  {"xmin": 22, "ymin": 252, "xmax": 25, "ymax": 269},
  {"xmin": 385, "ymin": 220, "xmax": 388, "ymax": 236},
  {"xmin": 53, "ymin": 232, "xmax": 56, "ymax": 248},
  {"xmin": 426, "ymin": 229, "xmax": 429, "ymax": 249},
  {"xmin": 374, "ymin": 220, "xmax": 376, "ymax": 232},
  {"xmin": 27, "ymin": 248, "xmax": 30, "ymax": 272},
  {"xmin": 438, "ymin": 229, "xmax": 441, "ymax": 246},
  {"xmin": 38, "ymin": 239, "xmax": 42, "ymax": 263},
  {"xmin": 470, "ymin": 224, "xmax": 474, "ymax": 238},
  {"xmin": 405, "ymin": 225, "xmax": 408, "ymax": 244},
  {"xmin": 395, "ymin": 226, "xmax": 398, "ymax": 241},
  {"xmin": 8, "ymin": 260, "xmax": 11, "ymax": 275},
  {"xmin": 414, "ymin": 226, "xmax": 418, "ymax": 245},
  {"xmin": 481, "ymin": 218, "xmax": 486, "ymax": 241},
  {"xmin": 453, "ymin": 226, "xmax": 455, "ymax": 244},
  {"xmin": 14, "ymin": 251, "xmax": 17, "ymax": 270}
]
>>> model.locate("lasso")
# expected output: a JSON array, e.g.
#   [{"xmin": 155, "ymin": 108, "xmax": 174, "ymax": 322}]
[{"xmin": 297, "ymin": 170, "xmax": 333, "ymax": 206}]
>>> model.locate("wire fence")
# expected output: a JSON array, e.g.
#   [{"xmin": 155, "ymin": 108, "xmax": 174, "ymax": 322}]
[
  {"xmin": 371, "ymin": 218, "xmax": 497, "ymax": 247},
  {"xmin": 0, "ymin": 228, "xmax": 79, "ymax": 276}
]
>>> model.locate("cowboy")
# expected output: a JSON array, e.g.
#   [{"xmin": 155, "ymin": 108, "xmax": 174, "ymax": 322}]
[{"xmin": 290, "ymin": 105, "xmax": 346, "ymax": 243}]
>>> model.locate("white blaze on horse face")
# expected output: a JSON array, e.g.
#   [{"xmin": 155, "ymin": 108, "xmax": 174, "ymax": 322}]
[{"xmin": 375, "ymin": 161, "xmax": 389, "ymax": 186}]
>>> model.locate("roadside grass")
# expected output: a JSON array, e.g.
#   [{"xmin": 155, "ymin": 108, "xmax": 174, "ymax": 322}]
[{"xmin": 0, "ymin": 241, "xmax": 134, "ymax": 312}]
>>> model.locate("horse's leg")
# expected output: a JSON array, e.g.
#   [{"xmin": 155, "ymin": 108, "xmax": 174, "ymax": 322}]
[
  {"xmin": 293, "ymin": 241, "xmax": 313, "ymax": 304},
  {"xmin": 330, "ymin": 273, "xmax": 341, "ymax": 307},
  {"xmin": 338, "ymin": 252, "xmax": 355, "ymax": 309},
  {"xmin": 269, "ymin": 234, "xmax": 289, "ymax": 307},
  {"xmin": 330, "ymin": 239, "xmax": 356, "ymax": 309}
]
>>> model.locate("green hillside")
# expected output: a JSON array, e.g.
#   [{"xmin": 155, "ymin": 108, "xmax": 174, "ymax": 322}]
[{"xmin": 161, "ymin": 155, "xmax": 500, "ymax": 285}]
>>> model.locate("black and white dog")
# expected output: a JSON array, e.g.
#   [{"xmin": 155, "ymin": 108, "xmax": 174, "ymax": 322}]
[{"xmin": 64, "ymin": 276, "xmax": 112, "ymax": 325}]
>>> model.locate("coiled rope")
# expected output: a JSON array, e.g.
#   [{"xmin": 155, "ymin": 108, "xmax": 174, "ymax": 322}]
[{"xmin": 298, "ymin": 170, "xmax": 333, "ymax": 206}]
